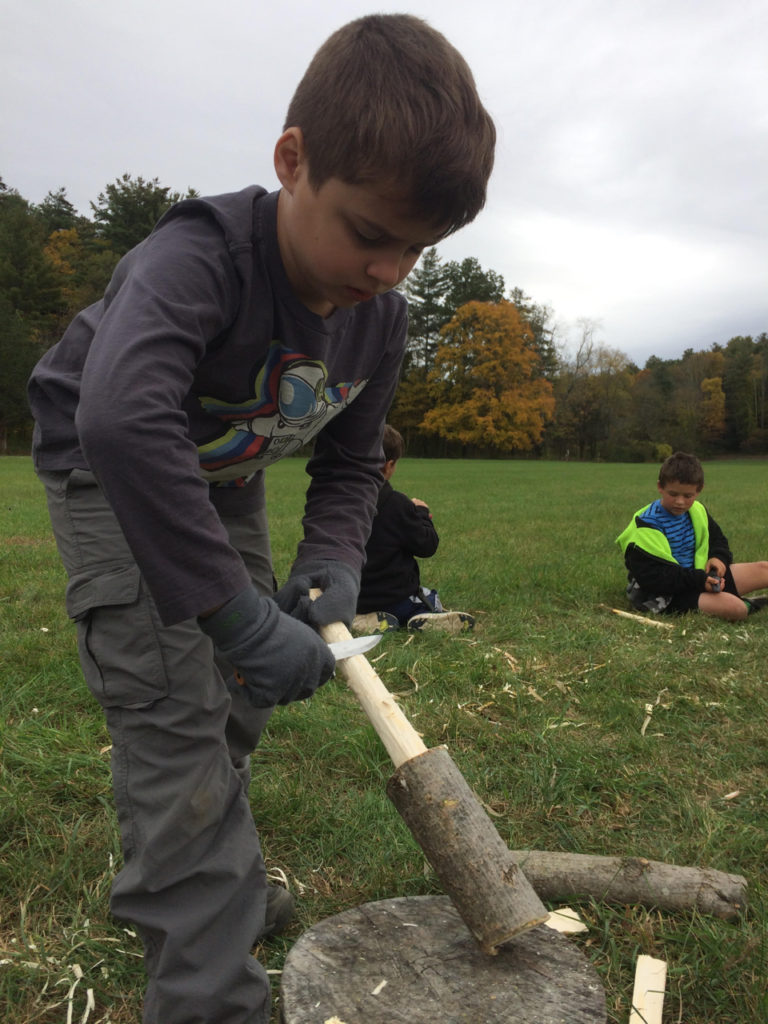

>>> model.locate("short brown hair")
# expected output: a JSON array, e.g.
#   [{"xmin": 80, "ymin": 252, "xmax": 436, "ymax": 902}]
[
  {"xmin": 382, "ymin": 424, "xmax": 405, "ymax": 463},
  {"xmin": 658, "ymin": 451, "xmax": 704, "ymax": 489},
  {"xmin": 284, "ymin": 14, "xmax": 495, "ymax": 235}
]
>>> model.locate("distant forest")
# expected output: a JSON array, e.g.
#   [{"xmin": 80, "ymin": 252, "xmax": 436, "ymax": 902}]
[{"xmin": 2, "ymin": 173, "xmax": 765, "ymax": 459}]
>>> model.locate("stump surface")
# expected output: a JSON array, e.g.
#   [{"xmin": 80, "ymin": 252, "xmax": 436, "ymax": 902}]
[{"xmin": 280, "ymin": 896, "xmax": 606, "ymax": 1024}]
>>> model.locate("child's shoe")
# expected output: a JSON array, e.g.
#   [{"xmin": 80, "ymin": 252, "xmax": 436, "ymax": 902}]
[
  {"xmin": 407, "ymin": 611, "xmax": 475, "ymax": 634},
  {"xmin": 351, "ymin": 611, "xmax": 400, "ymax": 634},
  {"xmin": 745, "ymin": 596, "xmax": 768, "ymax": 614}
]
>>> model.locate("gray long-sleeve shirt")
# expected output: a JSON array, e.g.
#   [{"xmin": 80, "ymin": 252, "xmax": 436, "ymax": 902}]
[{"xmin": 29, "ymin": 187, "xmax": 408, "ymax": 625}]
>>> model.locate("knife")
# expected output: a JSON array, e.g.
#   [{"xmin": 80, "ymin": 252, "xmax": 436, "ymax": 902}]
[
  {"xmin": 233, "ymin": 633, "xmax": 382, "ymax": 688},
  {"xmin": 327, "ymin": 633, "xmax": 383, "ymax": 660}
]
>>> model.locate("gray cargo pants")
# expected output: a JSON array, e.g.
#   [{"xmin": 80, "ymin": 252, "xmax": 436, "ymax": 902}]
[{"xmin": 39, "ymin": 468, "xmax": 277, "ymax": 1024}]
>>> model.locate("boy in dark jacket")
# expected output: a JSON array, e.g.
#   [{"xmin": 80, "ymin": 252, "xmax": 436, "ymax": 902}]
[
  {"xmin": 616, "ymin": 451, "xmax": 768, "ymax": 620},
  {"xmin": 27, "ymin": 15, "xmax": 494, "ymax": 1024},
  {"xmin": 354, "ymin": 425, "xmax": 475, "ymax": 633}
]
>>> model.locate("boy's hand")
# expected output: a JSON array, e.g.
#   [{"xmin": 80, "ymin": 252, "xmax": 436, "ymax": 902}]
[
  {"xmin": 705, "ymin": 559, "xmax": 726, "ymax": 592},
  {"xmin": 706, "ymin": 572, "xmax": 722, "ymax": 593},
  {"xmin": 199, "ymin": 586, "xmax": 335, "ymax": 707},
  {"xmin": 275, "ymin": 559, "xmax": 359, "ymax": 627}
]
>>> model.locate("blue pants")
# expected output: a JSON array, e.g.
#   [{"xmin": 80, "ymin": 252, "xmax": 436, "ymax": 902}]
[
  {"xmin": 385, "ymin": 586, "xmax": 444, "ymax": 626},
  {"xmin": 39, "ymin": 468, "xmax": 275, "ymax": 1024}
]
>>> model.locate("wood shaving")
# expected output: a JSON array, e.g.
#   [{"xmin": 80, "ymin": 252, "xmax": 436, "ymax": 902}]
[{"xmin": 544, "ymin": 906, "xmax": 589, "ymax": 934}]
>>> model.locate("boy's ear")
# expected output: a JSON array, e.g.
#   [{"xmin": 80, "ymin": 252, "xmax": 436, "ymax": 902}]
[{"xmin": 274, "ymin": 128, "xmax": 306, "ymax": 192}]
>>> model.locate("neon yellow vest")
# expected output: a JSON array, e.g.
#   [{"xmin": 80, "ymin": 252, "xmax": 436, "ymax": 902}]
[{"xmin": 616, "ymin": 500, "xmax": 709, "ymax": 569}]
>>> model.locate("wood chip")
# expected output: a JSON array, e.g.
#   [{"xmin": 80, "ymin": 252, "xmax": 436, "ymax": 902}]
[
  {"xmin": 544, "ymin": 906, "xmax": 588, "ymax": 934},
  {"xmin": 629, "ymin": 954, "xmax": 667, "ymax": 1024}
]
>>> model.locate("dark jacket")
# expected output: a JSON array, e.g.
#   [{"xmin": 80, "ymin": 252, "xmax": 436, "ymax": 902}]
[
  {"xmin": 617, "ymin": 500, "xmax": 732, "ymax": 600},
  {"xmin": 357, "ymin": 481, "xmax": 439, "ymax": 612}
]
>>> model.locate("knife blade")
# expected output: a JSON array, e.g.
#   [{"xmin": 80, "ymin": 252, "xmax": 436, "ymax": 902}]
[{"xmin": 328, "ymin": 634, "xmax": 382, "ymax": 660}]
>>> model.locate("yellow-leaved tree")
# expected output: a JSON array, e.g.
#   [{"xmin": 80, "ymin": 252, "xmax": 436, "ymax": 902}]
[{"xmin": 422, "ymin": 301, "xmax": 555, "ymax": 452}]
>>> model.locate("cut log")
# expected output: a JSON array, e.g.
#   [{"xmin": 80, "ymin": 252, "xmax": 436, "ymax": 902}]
[
  {"xmin": 387, "ymin": 746, "xmax": 548, "ymax": 952},
  {"xmin": 508, "ymin": 850, "xmax": 746, "ymax": 920},
  {"xmin": 280, "ymin": 895, "xmax": 606, "ymax": 1024}
]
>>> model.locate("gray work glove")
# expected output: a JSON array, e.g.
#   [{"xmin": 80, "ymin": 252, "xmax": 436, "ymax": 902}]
[
  {"xmin": 274, "ymin": 559, "xmax": 360, "ymax": 627},
  {"xmin": 199, "ymin": 586, "xmax": 335, "ymax": 707}
]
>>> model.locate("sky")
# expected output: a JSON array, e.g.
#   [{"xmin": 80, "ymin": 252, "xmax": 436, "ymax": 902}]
[{"xmin": 3, "ymin": 0, "xmax": 767, "ymax": 366}]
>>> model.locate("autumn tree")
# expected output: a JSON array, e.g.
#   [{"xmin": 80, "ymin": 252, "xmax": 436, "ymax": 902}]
[
  {"xmin": 44, "ymin": 227, "xmax": 119, "ymax": 323},
  {"xmin": 421, "ymin": 301, "xmax": 555, "ymax": 453},
  {"xmin": 700, "ymin": 377, "xmax": 726, "ymax": 443},
  {"xmin": 395, "ymin": 251, "xmax": 508, "ymax": 452}
]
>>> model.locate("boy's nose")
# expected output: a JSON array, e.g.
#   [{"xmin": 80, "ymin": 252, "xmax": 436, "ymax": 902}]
[{"xmin": 366, "ymin": 257, "xmax": 403, "ymax": 289}]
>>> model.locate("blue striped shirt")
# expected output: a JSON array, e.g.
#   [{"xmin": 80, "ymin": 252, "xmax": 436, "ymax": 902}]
[{"xmin": 643, "ymin": 499, "xmax": 695, "ymax": 567}]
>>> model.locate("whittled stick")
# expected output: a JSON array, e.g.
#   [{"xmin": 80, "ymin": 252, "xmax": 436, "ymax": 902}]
[{"xmin": 600, "ymin": 604, "xmax": 674, "ymax": 629}]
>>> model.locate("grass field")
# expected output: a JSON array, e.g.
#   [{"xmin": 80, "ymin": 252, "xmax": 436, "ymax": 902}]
[{"xmin": 1, "ymin": 455, "xmax": 766, "ymax": 1023}]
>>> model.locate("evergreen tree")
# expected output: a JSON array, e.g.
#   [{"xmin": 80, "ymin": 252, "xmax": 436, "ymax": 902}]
[{"xmin": 91, "ymin": 173, "xmax": 198, "ymax": 254}]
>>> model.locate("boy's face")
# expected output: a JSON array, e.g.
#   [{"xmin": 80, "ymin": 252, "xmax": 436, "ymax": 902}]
[
  {"xmin": 275, "ymin": 130, "xmax": 444, "ymax": 317},
  {"xmin": 657, "ymin": 479, "xmax": 701, "ymax": 516}
]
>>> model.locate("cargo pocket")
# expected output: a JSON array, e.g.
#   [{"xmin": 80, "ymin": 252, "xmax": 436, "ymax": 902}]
[{"xmin": 66, "ymin": 564, "xmax": 169, "ymax": 708}]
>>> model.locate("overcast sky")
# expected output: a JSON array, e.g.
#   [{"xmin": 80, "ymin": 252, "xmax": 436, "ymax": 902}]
[{"xmin": 4, "ymin": 0, "xmax": 766, "ymax": 365}]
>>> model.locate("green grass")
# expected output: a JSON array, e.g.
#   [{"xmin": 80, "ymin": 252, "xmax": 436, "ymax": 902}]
[{"xmin": 2, "ymin": 455, "xmax": 767, "ymax": 1023}]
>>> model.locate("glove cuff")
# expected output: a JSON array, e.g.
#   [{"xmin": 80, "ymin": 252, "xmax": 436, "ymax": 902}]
[
  {"xmin": 291, "ymin": 558, "xmax": 360, "ymax": 587},
  {"xmin": 199, "ymin": 587, "xmax": 274, "ymax": 646}
]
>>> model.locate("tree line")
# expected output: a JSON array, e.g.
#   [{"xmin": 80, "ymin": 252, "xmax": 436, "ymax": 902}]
[{"xmin": 1, "ymin": 174, "xmax": 766, "ymax": 459}]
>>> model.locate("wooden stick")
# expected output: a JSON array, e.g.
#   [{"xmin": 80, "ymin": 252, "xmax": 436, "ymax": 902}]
[
  {"xmin": 629, "ymin": 955, "xmax": 667, "ymax": 1024},
  {"xmin": 509, "ymin": 850, "xmax": 746, "ymax": 920},
  {"xmin": 599, "ymin": 604, "xmax": 674, "ymax": 629},
  {"xmin": 319, "ymin": 614, "xmax": 426, "ymax": 767}
]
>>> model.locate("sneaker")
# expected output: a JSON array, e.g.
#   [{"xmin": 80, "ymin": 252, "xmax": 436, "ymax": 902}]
[
  {"xmin": 260, "ymin": 884, "xmax": 296, "ymax": 939},
  {"xmin": 407, "ymin": 611, "xmax": 475, "ymax": 634},
  {"xmin": 745, "ymin": 596, "xmax": 768, "ymax": 614},
  {"xmin": 351, "ymin": 611, "xmax": 400, "ymax": 634}
]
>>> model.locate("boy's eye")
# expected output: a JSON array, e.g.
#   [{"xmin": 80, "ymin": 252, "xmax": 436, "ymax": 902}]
[{"xmin": 353, "ymin": 226, "xmax": 384, "ymax": 246}]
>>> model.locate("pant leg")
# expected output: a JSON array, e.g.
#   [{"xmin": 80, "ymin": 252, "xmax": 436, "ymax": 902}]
[{"xmin": 39, "ymin": 469, "xmax": 271, "ymax": 1024}]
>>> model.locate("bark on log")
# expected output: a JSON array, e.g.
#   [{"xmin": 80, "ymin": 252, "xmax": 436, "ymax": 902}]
[
  {"xmin": 508, "ymin": 850, "xmax": 746, "ymax": 921},
  {"xmin": 280, "ymin": 895, "xmax": 607, "ymax": 1024},
  {"xmin": 386, "ymin": 746, "xmax": 548, "ymax": 953}
]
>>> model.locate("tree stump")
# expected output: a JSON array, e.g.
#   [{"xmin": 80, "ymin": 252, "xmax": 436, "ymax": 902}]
[{"xmin": 280, "ymin": 896, "xmax": 606, "ymax": 1024}]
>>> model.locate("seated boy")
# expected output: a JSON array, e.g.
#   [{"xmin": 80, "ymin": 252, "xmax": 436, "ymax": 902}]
[
  {"xmin": 27, "ymin": 15, "xmax": 494, "ymax": 1024},
  {"xmin": 616, "ymin": 451, "xmax": 768, "ymax": 621},
  {"xmin": 353, "ymin": 425, "xmax": 475, "ymax": 633}
]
